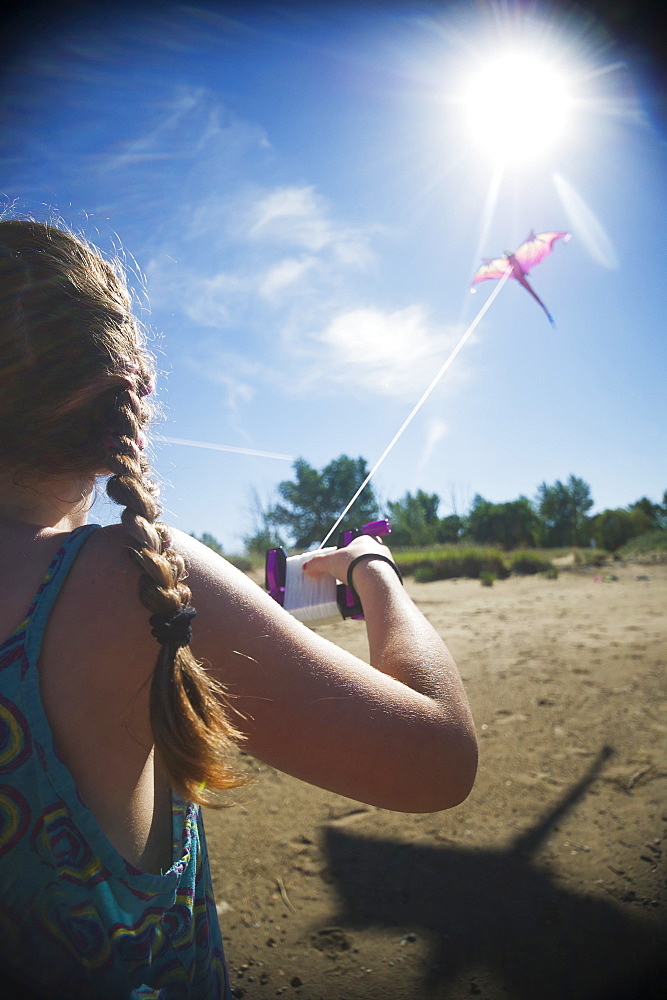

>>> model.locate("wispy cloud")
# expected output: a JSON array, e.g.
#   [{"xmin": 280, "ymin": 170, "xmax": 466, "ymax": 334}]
[
  {"xmin": 182, "ymin": 272, "xmax": 251, "ymax": 328},
  {"xmin": 148, "ymin": 180, "xmax": 375, "ymax": 300},
  {"xmin": 258, "ymin": 255, "xmax": 318, "ymax": 300},
  {"xmin": 102, "ymin": 86, "xmax": 270, "ymax": 173},
  {"xmin": 184, "ymin": 345, "xmax": 260, "ymax": 410},
  {"xmin": 148, "ymin": 179, "xmax": 377, "ymax": 341},
  {"xmin": 247, "ymin": 187, "xmax": 332, "ymax": 249},
  {"xmin": 148, "ymin": 190, "xmax": 457, "ymax": 405},
  {"xmin": 244, "ymin": 186, "xmax": 374, "ymax": 265},
  {"xmin": 140, "ymin": 122, "xmax": 445, "ymax": 408},
  {"xmin": 417, "ymin": 418, "xmax": 449, "ymax": 472},
  {"xmin": 103, "ymin": 88, "xmax": 202, "ymax": 170},
  {"xmin": 309, "ymin": 305, "xmax": 463, "ymax": 399}
]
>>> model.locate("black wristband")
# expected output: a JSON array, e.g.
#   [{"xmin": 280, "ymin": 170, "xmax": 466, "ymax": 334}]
[{"xmin": 346, "ymin": 553, "xmax": 403, "ymax": 603}]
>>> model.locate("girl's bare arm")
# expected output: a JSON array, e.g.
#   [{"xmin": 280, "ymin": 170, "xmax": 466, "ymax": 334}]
[{"xmin": 178, "ymin": 531, "xmax": 478, "ymax": 813}]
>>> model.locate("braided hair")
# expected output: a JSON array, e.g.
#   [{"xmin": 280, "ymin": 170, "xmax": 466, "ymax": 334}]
[{"xmin": 0, "ymin": 219, "xmax": 244, "ymax": 803}]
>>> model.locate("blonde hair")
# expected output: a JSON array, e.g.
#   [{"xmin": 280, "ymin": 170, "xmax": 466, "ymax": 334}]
[{"xmin": 0, "ymin": 219, "xmax": 244, "ymax": 803}]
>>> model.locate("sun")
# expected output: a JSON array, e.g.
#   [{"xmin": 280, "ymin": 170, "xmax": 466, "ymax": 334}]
[{"xmin": 461, "ymin": 51, "xmax": 572, "ymax": 164}]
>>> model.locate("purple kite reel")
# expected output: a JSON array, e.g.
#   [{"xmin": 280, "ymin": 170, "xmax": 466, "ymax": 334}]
[{"xmin": 265, "ymin": 519, "xmax": 391, "ymax": 622}]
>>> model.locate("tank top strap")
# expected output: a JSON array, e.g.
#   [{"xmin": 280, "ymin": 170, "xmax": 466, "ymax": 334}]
[{"xmin": 23, "ymin": 523, "xmax": 101, "ymax": 668}]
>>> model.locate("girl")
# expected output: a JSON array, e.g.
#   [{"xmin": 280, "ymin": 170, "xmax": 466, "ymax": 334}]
[{"xmin": 0, "ymin": 219, "xmax": 477, "ymax": 999}]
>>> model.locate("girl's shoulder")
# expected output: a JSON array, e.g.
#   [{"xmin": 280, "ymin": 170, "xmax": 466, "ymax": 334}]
[
  {"xmin": 49, "ymin": 522, "xmax": 157, "ymax": 666},
  {"xmin": 76, "ymin": 523, "xmax": 265, "ymax": 640}
]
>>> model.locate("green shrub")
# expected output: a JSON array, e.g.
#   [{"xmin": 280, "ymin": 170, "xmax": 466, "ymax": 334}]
[
  {"xmin": 396, "ymin": 546, "xmax": 509, "ymax": 581},
  {"xmin": 510, "ymin": 551, "xmax": 554, "ymax": 575},
  {"xmin": 480, "ymin": 571, "xmax": 495, "ymax": 587},
  {"xmin": 413, "ymin": 564, "xmax": 437, "ymax": 583},
  {"xmin": 592, "ymin": 507, "xmax": 654, "ymax": 552},
  {"xmin": 226, "ymin": 553, "xmax": 253, "ymax": 572},
  {"xmin": 573, "ymin": 548, "xmax": 609, "ymax": 567},
  {"xmin": 617, "ymin": 529, "xmax": 667, "ymax": 561}
]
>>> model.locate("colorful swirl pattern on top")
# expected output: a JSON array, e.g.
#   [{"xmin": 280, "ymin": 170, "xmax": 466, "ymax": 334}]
[{"xmin": 0, "ymin": 524, "xmax": 231, "ymax": 999}]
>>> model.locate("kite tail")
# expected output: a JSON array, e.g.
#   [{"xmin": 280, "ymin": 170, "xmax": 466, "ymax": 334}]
[{"xmin": 518, "ymin": 273, "xmax": 555, "ymax": 327}]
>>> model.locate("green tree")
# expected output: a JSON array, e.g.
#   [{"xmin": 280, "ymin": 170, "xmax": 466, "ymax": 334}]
[
  {"xmin": 386, "ymin": 490, "xmax": 442, "ymax": 547},
  {"xmin": 438, "ymin": 514, "xmax": 465, "ymax": 544},
  {"xmin": 268, "ymin": 455, "xmax": 379, "ymax": 549},
  {"xmin": 628, "ymin": 494, "xmax": 667, "ymax": 530},
  {"xmin": 592, "ymin": 507, "xmax": 655, "ymax": 552},
  {"xmin": 466, "ymin": 495, "xmax": 540, "ymax": 548},
  {"xmin": 535, "ymin": 475, "xmax": 594, "ymax": 546},
  {"xmin": 243, "ymin": 488, "xmax": 285, "ymax": 557},
  {"xmin": 466, "ymin": 495, "xmax": 495, "ymax": 545}
]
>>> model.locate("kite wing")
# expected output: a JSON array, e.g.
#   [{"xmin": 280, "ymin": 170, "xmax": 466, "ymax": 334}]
[
  {"xmin": 469, "ymin": 229, "xmax": 571, "ymax": 326},
  {"xmin": 470, "ymin": 256, "xmax": 512, "ymax": 285},
  {"xmin": 512, "ymin": 231, "xmax": 570, "ymax": 274}
]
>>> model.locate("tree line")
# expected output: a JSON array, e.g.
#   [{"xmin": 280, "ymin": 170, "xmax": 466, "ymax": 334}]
[{"xmin": 231, "ymin": 455, "xmax": 666, "ymax": 555}]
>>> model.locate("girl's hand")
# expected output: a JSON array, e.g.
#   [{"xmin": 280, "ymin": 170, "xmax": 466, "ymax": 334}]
[{"xmin": 302, "ymin": 535, "xmax": 394, "ymax": 588}]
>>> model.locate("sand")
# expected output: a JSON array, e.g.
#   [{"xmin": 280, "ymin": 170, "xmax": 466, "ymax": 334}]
[{"xmin": 204, "ymin": 562, "xmax": 667, "ymax": 1000}]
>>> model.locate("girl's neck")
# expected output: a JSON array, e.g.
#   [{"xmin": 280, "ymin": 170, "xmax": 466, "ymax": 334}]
[{"xmin": 0, "ymin": 471, "xmax": 96, "ymax": 530}]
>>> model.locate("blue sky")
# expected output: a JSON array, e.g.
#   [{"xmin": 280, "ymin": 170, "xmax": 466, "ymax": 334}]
[{"xmin": 3, "ymin": 1, "xmax": 666, "ymax": 552}]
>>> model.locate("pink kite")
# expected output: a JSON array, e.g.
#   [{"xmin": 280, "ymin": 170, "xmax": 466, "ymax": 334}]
[{"xmin": 471, "ymin": 231, "xmax": 571, "ymax": 325}]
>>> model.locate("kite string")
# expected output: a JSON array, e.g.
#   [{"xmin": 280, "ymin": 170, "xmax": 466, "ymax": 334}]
[{"xmin": 318, "ymin": 271, "xmax": 510, "ymax": 549}]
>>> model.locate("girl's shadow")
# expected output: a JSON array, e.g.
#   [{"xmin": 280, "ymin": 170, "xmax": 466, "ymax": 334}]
[{"xmin": 323, "ymin": 747, "xmax": 666, "ymax": 999}]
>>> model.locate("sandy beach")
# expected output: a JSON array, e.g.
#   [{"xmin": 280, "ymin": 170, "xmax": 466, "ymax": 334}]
[{"xmin": 205, "ymin": 561, "xmax": 667, "ymax": 1000}]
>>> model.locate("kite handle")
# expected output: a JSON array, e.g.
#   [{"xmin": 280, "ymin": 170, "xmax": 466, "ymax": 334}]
[{"xmin": 265, "ymin": 519, "xmax": 392, "ymax": 623}]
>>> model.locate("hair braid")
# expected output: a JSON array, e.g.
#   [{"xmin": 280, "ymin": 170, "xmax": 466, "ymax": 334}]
[
  {"xmin": 105, "ymin": 388, "xmax": 245, "ymax": 803},
  {"xmin": 1, "ymin": 218, "xmax": 244, "ymax": 804}
]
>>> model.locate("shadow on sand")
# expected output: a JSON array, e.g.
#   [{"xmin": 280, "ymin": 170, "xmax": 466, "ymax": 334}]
[{"xmin": 323, "ymin": 746, "xmax": 666, "ymax": 1000}]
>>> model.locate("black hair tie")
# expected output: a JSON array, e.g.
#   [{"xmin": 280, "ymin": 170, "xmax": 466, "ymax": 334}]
[{"xmin": 149, "ymin": 606, "xmax": 197, "ymax": 648}]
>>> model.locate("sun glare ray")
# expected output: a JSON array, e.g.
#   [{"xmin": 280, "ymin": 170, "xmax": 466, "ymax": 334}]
[
  {"xmin": 472, "ymin": 164, "xmax": 504, "ymax": 270},
  {"xmin": 553, "ymin": 172, "xmax": 619, "ymax": 268}
]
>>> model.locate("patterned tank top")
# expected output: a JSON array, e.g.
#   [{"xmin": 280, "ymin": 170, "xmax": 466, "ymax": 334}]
[{"xmin": 0, "ymin": 524, "xmax": 231, "ymax": 999}]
